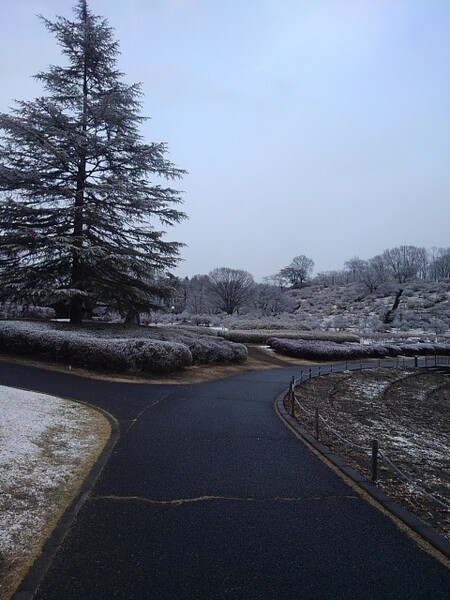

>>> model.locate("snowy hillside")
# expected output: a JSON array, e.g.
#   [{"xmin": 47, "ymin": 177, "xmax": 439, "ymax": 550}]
[{"xmin": 287, "ymin": 280, "xmax": 450, "ymax": 339}]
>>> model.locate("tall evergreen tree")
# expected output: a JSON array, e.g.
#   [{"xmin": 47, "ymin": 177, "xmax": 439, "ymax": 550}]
[{"xmin": 0, "ymin": 0, "xmax": 186, "ymax": 323}]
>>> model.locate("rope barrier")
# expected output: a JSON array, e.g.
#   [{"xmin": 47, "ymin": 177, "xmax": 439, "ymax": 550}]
[
  {"xmin": 379, "ymin": 451, "xmax": 450, "ymax": 511},
  {"xmin": 288, "ymin": 355, "xmax": 450, "ymax": 513},
  {"xmin": 317, "ymin": 413, "xmax": 370, "ymax": 454},
  {"xmin": 292, "ymin": 392, "xmax": 314, "ymax": 418}
]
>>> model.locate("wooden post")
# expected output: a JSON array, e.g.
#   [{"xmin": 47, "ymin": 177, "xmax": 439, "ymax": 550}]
[
  {"xmin": 289, "ymin": 378, "xmax": 295, "ymax": 418},
  {"xmin": 371, "ymin": 440, "xmax": 379, "ymax": 484}
]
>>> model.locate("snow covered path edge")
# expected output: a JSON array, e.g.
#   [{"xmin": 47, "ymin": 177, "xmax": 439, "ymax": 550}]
[{"xmin": 0, "ymin": 386, "xmax": 118, "ymax": 600}]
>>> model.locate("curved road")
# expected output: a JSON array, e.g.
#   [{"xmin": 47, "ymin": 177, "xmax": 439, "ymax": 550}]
[{"xmin": 2, "ymin": 360, "xmax": 450, "ymax": 599}]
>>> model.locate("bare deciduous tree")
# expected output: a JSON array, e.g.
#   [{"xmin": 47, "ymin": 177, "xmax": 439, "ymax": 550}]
[
  {"xmin": 208, "ymin": 268, "xmax": 254, "ymax": 315},
  {"xmin": 279, "ymin": 255, "xmax": 314, "ymax": 288},
  {"xmin": 382, "ymin": 246, "xmax": 427, "ymax": 284}
]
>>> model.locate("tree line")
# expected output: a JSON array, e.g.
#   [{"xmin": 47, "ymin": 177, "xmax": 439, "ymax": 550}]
[
  {"xmin": 0, "ymin": 3, "xmax": 448, "ymax": 325},
  {"xmin": 168, "ymin": 245, "xmax": 450, "ymax": 319}
]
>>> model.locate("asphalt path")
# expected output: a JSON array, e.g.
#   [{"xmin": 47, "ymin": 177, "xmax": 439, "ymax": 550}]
[{"xmin": 2, "ymin": 360, "xmax": 450, "ymax": 599}]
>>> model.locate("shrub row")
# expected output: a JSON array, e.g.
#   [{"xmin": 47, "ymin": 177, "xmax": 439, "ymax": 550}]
[
  {"xmin": 139, "ymin": 327, "xmax": 247, "ymax": 364},
  {"xmin": 219, "ymin": 329, "xmax": 360, "ymax": 345},
  {"xmin": 0, "ymin": 321, "xmax": 248, "ymax": 374},
  {"xmin": 267, "ymin": 338, "xmax": 450, "ymax": 362},
  {"xmin": 0, "ymin": 322, "xmax": 192, "ymax": 374}
]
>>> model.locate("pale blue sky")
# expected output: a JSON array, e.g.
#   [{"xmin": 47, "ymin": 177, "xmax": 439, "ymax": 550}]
[{"xmin": 1, "ymin": 1, "xmax": 450, "ymax": 280}]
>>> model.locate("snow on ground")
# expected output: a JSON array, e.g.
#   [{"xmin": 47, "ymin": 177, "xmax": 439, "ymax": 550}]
[{"xmin": 0, "ymin": 386, "xmax": 110, "ymax": 597}]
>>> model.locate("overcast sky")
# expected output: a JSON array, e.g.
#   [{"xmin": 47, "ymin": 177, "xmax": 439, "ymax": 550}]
[{"xmin": 1, "ymin": 0, "xmax": 449, "ymax": 281}]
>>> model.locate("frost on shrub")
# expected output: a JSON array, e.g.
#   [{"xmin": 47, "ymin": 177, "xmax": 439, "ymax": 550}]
[
  {"xmin": 267, "ymin": 337, "xmax": 450, "ymax": 361},
  {"xmin": 187, "ymin": 337, "xmax": 247, "ymax": 363},
  {"xmin": 145, "ymin": 327, "xmax": 247, "ymax": 363},
  {"xmin": 131, "ymin": 340, "xmax": 193, "ymax": 373},
  {"xmin": 429, "ymin": 318, "xmax": 448, "ymax": 335},
  {"xmin": 0, "ymin": 320, "xmax": 250, "ymax": 373},
  {"xmin": 267, "ymin": 338, "xmax": 376, "ymax": 361},
  {"xmin": 383, "ymin": 344, "xmax": 403, "ymax": 357},
  {"xmin": 219, "ymin": 329, "xmax": 360, "ymax": 344},
  {"xmin": 0, "ymin": 321, "xmax": 194, "ymax": 374}
]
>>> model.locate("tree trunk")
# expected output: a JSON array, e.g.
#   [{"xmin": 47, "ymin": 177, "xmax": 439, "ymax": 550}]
[
  {"xmin": 70, "ymin": 7, "xmax": 89, "ymax": 325},
  {"xmin": 125, "ymin": 308, "xmax": 141, "ymax": 325},
  {"xmin": 70, "ymin": 295, "xmax": 83, "ymax": 325},
  {"xmin": 384, "ymin": 288, "xmax": 404, "ymax": 324}
]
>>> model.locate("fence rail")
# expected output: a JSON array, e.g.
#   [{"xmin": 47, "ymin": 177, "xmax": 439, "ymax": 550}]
[
  {"xmin": 292, "ymin": 354, "xmax": 450, "ymax": 386},
  {"xmin": 286, "ymin": 355, "xmax": 450, "ymax": 512}
]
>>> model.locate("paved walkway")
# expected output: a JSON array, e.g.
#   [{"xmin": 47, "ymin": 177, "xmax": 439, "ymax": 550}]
[{"xmin": 2, "ymin": 361, "xmax": 450, "ymax": 599}]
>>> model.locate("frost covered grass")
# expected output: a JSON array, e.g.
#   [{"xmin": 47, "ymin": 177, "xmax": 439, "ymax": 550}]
[
  {"xmin": 289, "ymin": 369, "xmax": 450, "ymax": 541},
  {"xmin": 0, "ymin": 320, "xmax": 247, "ymax": 375},
  {"xmin": 269, "ymin": 337, "xmax": 450, "ymax": 361},
  {"xmin": 288, "ymin": 279, "xmax": 450, "ymax": 336},
  {"xmin": 0, "ymin": 386, "xmax": 110, "ymax": 599}
]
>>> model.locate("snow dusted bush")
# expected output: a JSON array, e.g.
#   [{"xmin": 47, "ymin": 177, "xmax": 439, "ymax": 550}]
[
  {"xmin": 220, "ymin": 330, "xmax": 360, "ymax": 344},
  {"xmin": 0, "ymin": 320, "xmax": 250, "ymax": 372},
  {"xmin": 283, "ymin": 280, "xmax": 450, "ymax": 340},
  {"xmin": 191, "ymin": 314, "xmax": 220, "ymax": 327},
  {"xmin": 65, "ymin": 338, "xmax": 193, "ymax": 374},
  {"xmin": 0, "ymin": 322, "xmax": 193, "ymax": 374},
  {"xmin": 130, "ymin": 340, "xmax": 193, "ymax": 373},
  {"xmin": 267, "ymin": 339, "xmax": 374, "ymax": 361},
  {"xmin": 142, "ymin": 327, "xmax": 247, "ymax": 364},
  {"xmin": 428, "ymin": 318, "xmax": 448, "ymax": 335},
  {"xmin": 217, "ymin": 331, "xmax": 270, "ymax": 344},
  {"xmin": 382, "ymin": 344, "xmax": 404, "ymax": 357},
  {"xmin": 267, "ymin": 337, "xmax": 450, "ymax": 361},
  {"xmin": 396, "ymin": 342, "xmax": 437, "ymax": 357},
  {"xmin": 433, "ymin": 343, "xmax": 450, "ymax": 355},
  {"xmin": 226, "ymin": 318, "xmax": 300, "ymax": 331},
  {"xmin": 188, "ymin": 337, "xmax": 247, "ymax": 363}
]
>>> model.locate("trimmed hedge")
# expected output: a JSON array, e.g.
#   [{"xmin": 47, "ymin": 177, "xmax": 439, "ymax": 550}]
[
  {"xmin": 218, "ymin": 329, "xmax": 360, "ymax": 345},
  {"xmin": 134, "ymin": 327, "xmax": 247, "ymax": 364},
  {"xmin": 268, "ymin": 338, "xmax": 450, "ymax": 362},
  {"xmin": 0, "ymin": 322, "xmax": 193, "ymax": 374},
  {"xmin": 0, "ymin": 321, "xmax": 247, "ymax": 374}
]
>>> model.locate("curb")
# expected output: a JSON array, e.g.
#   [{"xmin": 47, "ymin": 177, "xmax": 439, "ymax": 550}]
[
  {"xmin": 275, "ymin": 390, "xmax": 450, "ymax": 562},
  {"xmin": 12, "ymin": 402, "xmax": 120, "ymax": 600}
]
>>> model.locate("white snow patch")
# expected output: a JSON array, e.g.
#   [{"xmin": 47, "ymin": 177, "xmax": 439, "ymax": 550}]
[
  {"xmin": 347, "ymin": 379, "xmax": 388, "ymax": 400},
  {"xmin": 0, "ymin": 386, "xmax": 106, "ymax": 559}
]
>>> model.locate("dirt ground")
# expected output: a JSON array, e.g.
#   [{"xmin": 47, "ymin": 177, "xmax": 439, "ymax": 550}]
[{"xmin": 287, "ymin": 368, "xmax": 450, "ymax": 542}]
